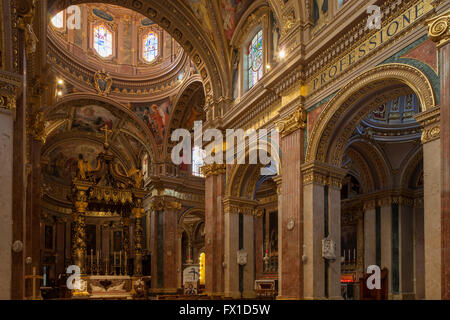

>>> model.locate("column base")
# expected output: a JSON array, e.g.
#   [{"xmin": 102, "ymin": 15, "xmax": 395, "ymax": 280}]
[
  {"xmin": 224, "ymin": 291, "xmax": 241, "ymax": 299},
  {"xmin": 276, "ymin": 295, "xmax": 303, "ymax": 300},
  {"xmin": 148, "ymin": 288, "xmax": 178, "ymax": 295},
  {"xmin": 242, "ymin": 290, "xmax": 257, "ymax": 299}
]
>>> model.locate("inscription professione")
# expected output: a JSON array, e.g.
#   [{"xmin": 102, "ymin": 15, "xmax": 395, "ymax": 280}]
[{"xmin": 305, "ymin": 0, "xmax": 435, "ymax": 94}]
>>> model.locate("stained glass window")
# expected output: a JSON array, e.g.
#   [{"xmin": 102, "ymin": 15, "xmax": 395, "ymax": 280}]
[
  {"xmin": 143, "ymin": 31, "xmax": 158, "ymax": 62},
  {"xmin": 93, "ymin": 25, "xmax": 113, "ymax": 58},
  {"xmin": 247, "ymin": 29, "xmax": 263, "ymax": 90},
  {"xmin": 51, "ymin": 11, "xmax": 64, "ymax": 29},
  {"xmin": 192, "ymin": 146, "xmax": 205, "ymax": 177}
]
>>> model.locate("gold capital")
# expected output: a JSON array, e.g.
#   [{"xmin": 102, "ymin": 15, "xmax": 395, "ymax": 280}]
[
  {"xmin": 276, "ymin": 104, "xmax": 306, "ymax": 137},
  {"xmin": 426, "ymin": 10, "xmax": 450, "ymax": 48},
  {"xmin": 201, "ymin": 163, "xmax": 226, "ymax": 177}
]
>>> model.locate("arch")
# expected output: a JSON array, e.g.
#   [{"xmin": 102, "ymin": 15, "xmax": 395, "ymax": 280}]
[
  {"xmin": 43, "ymin": 92, "xmax": 158, "ymax": 163},
  {"xmin": 399, "ymin": 146, "xmax": 424, "ymax": 189},
  {"xmin": 225, "ymin": 136, "xmax": 282, "ymax": 198},
  {"xmin": 48, "ymin": 0, "xmax": 229, "ymax": 102},
  {"xmin": 306, "ymin": 64, "xmax": 436, "ymax": 166},
  {"xmin": 163, "ymin": 76, "xmax": 204, "ymax": 159},
  {"xmin": 345, "ymin": 138, "xmax": 391, "ymax": 190}
]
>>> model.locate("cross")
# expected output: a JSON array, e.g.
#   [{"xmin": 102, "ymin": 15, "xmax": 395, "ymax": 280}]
[
  {"xmin": 100, "ymin": 124, "xmax": 112, "ymax": 145},
  {"xmin": 189, "ymin": 268, "xmax": 199, "ymax": 280},
  {"xmin": 25, "ymin": 266, "xmax": 43, "ymax": 300}
]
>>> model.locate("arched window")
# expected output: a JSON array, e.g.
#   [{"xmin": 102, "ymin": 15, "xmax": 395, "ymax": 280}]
[
  {"xmin": 51, "ymin": 11, "xmax": 64, "ymax": 29},
  {"xmin": 192, "ymin": 146, "xmax": 205, "ymax": 177},
  {"xmin": 247, "ymin": 29, "xmax": 263, "ymax": 90},
  {"xmin": 93, "ymin": 24, "xmax": 113, "ymax": 58},
  {"xmin": 143, "ymin": 31, "xmax": 158, "ymax": 62}
]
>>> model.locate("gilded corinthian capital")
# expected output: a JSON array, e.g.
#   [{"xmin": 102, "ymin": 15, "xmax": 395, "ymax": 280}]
[
  {"xmin": 426, "ymin": 10, "xmax": 450, "ymax": 48},
  {"xmin": 276, "ymin": 104, "xmax": 307, "ymax": 137},
  {"xmin": 201, "ymin": 163, "xmax": 226, "ymax": 177}
]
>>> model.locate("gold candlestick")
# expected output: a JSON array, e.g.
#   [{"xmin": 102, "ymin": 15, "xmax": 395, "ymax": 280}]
[
  {"xmin": 90, "ymin": 249, "xmax": 94, "ymax": 275},
  {"xmin": 96, "ymin": 250, "xmax": 100, "ymax": 275},
  {"xmin": 124, "ymin": 251, "xmax": 128, "ymax": 275},
  {"xmin": 113, "ymin": 251, "xmax": 117, "ymax": 275},
  {"xmin": 119, "ymin": 250, "xmax": 122, "ymax": 275}
]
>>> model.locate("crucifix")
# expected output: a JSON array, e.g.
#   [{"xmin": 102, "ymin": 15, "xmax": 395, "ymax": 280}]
[
  {"xmin": 25, "ymin": 266, "xmax": 43, "ymax": 300},
  {"xmin": 100, "ymin": 125, "xmax": 112, "ymax": 146}
]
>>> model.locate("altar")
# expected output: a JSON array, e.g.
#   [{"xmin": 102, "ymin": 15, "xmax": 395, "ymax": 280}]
[
  {"xmin": 86, "ymin": 275, "xmax": 133, "ymax": 299},
  {"xmin": 65, "ymin": 130, "xmax": 149, "ymax": 299}
]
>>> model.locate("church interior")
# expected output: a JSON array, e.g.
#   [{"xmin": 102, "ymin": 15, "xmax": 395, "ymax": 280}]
[{"xmin": 0, "ymin": 0, "xmax": 449, "ymax": 300}]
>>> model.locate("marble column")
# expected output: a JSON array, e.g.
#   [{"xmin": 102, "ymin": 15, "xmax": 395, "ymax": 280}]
[
  {"xmin": 277, "ymin": 115, "xmax": 305, "ymax": 299},
  {"xmin": 254, "ymin": 211, "xmax": 264, "ymax": 280},
  {"xmin": 302, "ymin": 166, "xmax": 325, "ymax": 299},
  {"xmin": 223, "ymin": 207, "xmax": 239, "ymax": 298},
  {"xmin": 25, "ymin": 135, "xmax": 43, "ymax": 298},
  {"xmin": 301, "ymin": 162, "xmax": 346, "ymax": 299},
  {"xmin": 202, "ymin": 164, "xmax": 226, "ymax": 296},
  {"xmin": 0, "ymin": 84, "xmax": 15, "ymax": 299},
  {"xmin": 399, "ymin": 199, "xmax": 415, "ymax": 299},
  {"xmin": 242, "ymin": 212, "xmax": 255, "ymax": 298},
  {"xmin": 327, "ymin": 180, "xmax": 343, "ymax": 299},
  {"xmin": 414, "ymin": 199, "xmax": 425, "ymax": 300},
  {"xmin": 426, "ymin": 9, "xmax": 450, "ymax": 299},
  {"xmin": 364, "ymin": 203, "xmax": 377, "ymax": 270},
  {"xmin": 415, "ymin": 107, "xmax": 441, "ymax": 299},
  {"xmin": 148, "ymin": 196, "xmax": 180, "ymax": 292},
  {"xmin": 223, "ymin": 197, "xmax": 257, "ymax": 298},
  {"xmin": 379, "ymin": 201, "xmax": 393, "ymax": 297},
  {"xmin": 163, "ymin": 204, "xmax": 179, "ymax": 291}
]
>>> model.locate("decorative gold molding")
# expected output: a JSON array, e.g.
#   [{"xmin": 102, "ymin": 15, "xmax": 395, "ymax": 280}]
[
  {"xmin": 223, "ymin": 196, "xmax": 258, "ymax": 216},
  {"xmin": 421, "ymin": 125, "xmax": 440, "ymax": 143},
  {"xmin": 301, "ymin": 161, "xmax": 347, "ymax": 188},
  {"xmin": 415, "ymin": 106, "xmax": 440, "ymax": 144},
  {"xmin": 276, "ymin": 104, "xmax": 306, "ymax": 137},
  {"xmin": 0, "ymin": 71, "xmax": 21, "ymax": 112},
  {"xmin": 27, "ymin": 111, "xmax": 46, "ymax": 143},
  {"xmin": 149, "ymin": 196, "xmax": 182, "ymax": 211},
  {"xmin": 201, "ymin": 163, "xmax": 226, "ymax": 178},
  {"xmin": 426, "ymin": 10, "xmax": 450, "ymax": 49},
  {"xmin": 93, "ymin": 70, "xmax": 112, "ymax": 96}
]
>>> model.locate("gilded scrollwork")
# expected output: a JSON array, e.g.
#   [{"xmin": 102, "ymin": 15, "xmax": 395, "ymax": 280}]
[
  {"xmin": 426, "ymin": 10, "xmax": 450, "ymax": 48},
  {"xmin": 201, "ymin": 163, "xmax": 226, "ymax": 178},
  {"xmin": 276, "ymin": 104, "xmax": 307, "ymax": 137}
]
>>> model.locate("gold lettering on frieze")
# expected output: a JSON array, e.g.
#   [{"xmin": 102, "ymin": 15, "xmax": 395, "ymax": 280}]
[{"xmin": 303, "ymin": 0, "xmax": 436, "ymax": 95}]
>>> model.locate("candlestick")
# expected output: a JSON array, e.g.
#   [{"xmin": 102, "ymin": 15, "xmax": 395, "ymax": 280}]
[
  {"xmin": 119, "ymin": 250, "xmax": 122, "ymax": 275},
  {"xmin": 124, "ymin": 251, "xmax": 128, "ymax": 275},
  {"xmin": 90, "ymin": 249, "xmax": 94, "ymax": 275},
  {"xmin": 114, "ymin": 251, "xmax": 117, "ymax": 275},
  {"xmin": 96, "ymin": 250, "xmax": 100, "ymax": 275}
]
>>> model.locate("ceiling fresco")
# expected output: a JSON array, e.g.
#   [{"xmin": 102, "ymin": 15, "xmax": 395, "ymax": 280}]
[
  {"xmin": 131, "ymin": 97, "xmax": 171, "ymax": 145},
  {"xmin": 72, "ymin": 105, "xmax": 116, "ymax": 133},
  {"xmin": 43, "ymin": 140, "xmax": 106, "ymax": 186},
  {"xmin": 220, "ymin": 0, "xmax": 253, "ymax": 40}
]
